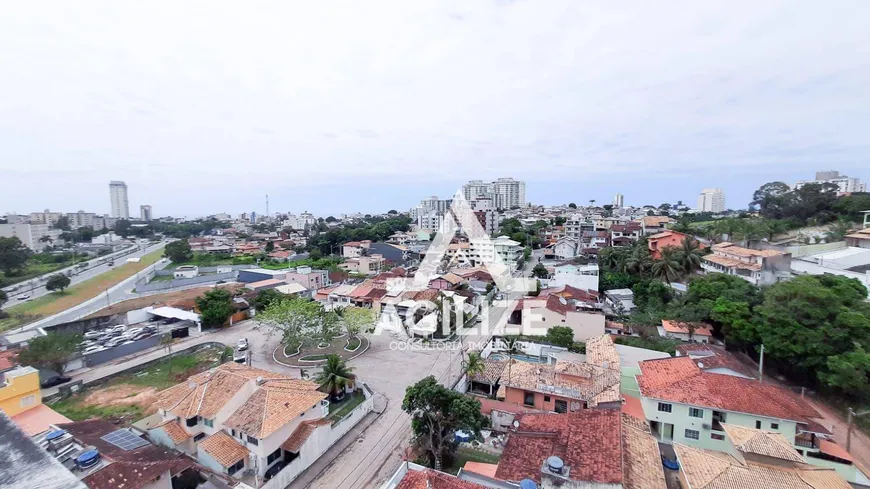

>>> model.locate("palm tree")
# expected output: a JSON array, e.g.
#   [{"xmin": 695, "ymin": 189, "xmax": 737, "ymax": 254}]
[
  {"xmin": 315, "ymin": 354, "xmax": 355, "ymax": 401},
  {"xmin": 825, "ymin": 220, "xmax": 853, "ymax": 242},
  {"xmin": 651, "ymin": 247, "xmax": 683, "ymax": 284},
  {"xmin": 674, "ymin": 237, "xmax": 704, "ymax": 275},
  {"xmin": 464, "ymin": 352, "xmax": 485, "ymax": 377},
  {"xmin": 625, "ymin": 246, "xmax": 653, "ymax": 277}
]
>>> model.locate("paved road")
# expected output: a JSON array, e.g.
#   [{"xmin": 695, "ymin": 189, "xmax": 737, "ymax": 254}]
[{"xmin": 2, "ymin": 241, "xmax": 167, "ymax": 310}]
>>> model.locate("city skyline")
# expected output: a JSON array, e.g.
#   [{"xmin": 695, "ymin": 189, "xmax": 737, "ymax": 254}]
[{"xmin": 1, "ymin": 2, "xmax": 869, "ymax": 216}]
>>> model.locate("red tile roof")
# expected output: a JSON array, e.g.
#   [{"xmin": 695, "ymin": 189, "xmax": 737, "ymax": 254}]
[
  {"xmin": 514, "ymin": 295, "xmax": 574, "ymax": 316},
  {"xmin": 396, "ymin": 468, "xmax": 490, "ymax": 489},
  {"xmin": 638, "ymin": 357, "xmax": 824, "ymax": 425},
  {"xmin": 538, "ymin": 284, "xmax": 600, "ymax": 304},
  {"xmin": 282, "ymin": 419, "xmax": 330, "ymax": 453},
  {"xmin": 676, "ymin": 344, "xmax": 758, "ymax": 378},
  {"xmin": 622, "ymin": 394, "xmax": 646, "ymax": 420},
  {"xmin": 661, "ymin": 319, "xmax": 713, "ymax": 336},
  {"xmin": 462, "ymin": 462, "xmax": 499, "ymax": 478},
  {"xmin": 495, "ymin": 410, "xmax": 622, "ymax": 484},
  {"xmin": 0, "ymin": 349, "xmax": 18, "ymax": 371},
  {"xmin": 11, "ymin": 403, "xmax": 71, "ymax": 436}
]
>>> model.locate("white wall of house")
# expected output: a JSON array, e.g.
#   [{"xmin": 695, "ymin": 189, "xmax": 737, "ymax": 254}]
[
  {"xmin": 639, "ymin": 395, "xmax": 799, "ymax": 451},
  {"xmin": 521, "ymin": 308, "xmax": 605, "ymax": 342},
  {"xmin": 251, "ymin": 403, "xmax": 327, "ymax": 476},
  {"xmin": 196, "ymin": 447, "xmax": 247, "ymax": 477},
  {"xmin": 656, "ymin": 327, "xmax": 710, "ymax": 344}
]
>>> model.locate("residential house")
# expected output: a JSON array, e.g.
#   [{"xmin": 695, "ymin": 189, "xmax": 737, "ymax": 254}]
[
  {"xmin": 342, "ymin": 240, "xmax": 370, "ymax": 258},
  {"xmin": 674, "ymin": 424, "xmax": 855, "ymax": 489},
  {"xmin": 604, "ymin": 288, "xmax": 636, "ymax": 313},
  {"xmin": 845, "ymin": 227, "xmax": 870, "ymax": 249},
  {"xmin": 1, "ymin": 366, "xmax": 72, "ymax": 436},
  {"xmin": 444, "ymin": 242, "xmax": 472, "ymax": 267},
  {"xmin": 285, "ymin": 266, "xmax": 329, "ymax": 290},
  {"xmin": 494, "ymin": 410, "xmax": 666, "ymax": 489},
  {"xmin": 429, "ymin": 273, "xmax": 464, "ymax": 290},
  {"xmin": 611, "ymin": 222, "xmax": 643, "ymax": 246},
  {"xmin": 508, "ymin": 295, "xmax": 605, "ymax": 341},
  {"xmin": 173, "ymin": 265, "xmax": 199, "ymax": 279},
  {"xmin": 657, "ymin": 319, "xmax": 714, "ymax": 343},
  {"xmin": 549, "ymin": 262, "xmax": 599, "ymax": 291},
  {"xmin": 580, "ymin": 230, "xmax": 609, "ymax": 251},
  {"xmin": 701, "ymin": 242, "xmax": 791, "ymax": 286},
  {"xmin": 275, "ymin": 283, "xmax": 309, "ymax": 297},
  {"xmin": 151, "ymin": 363, "xmax": 329, "ymax": 479},
  {"xmin": 244, "ymin": 278, "xmax": 286, "ymax": 291},
  {"xmin": 379, "ymin": 462, "xmax": 504, "ymax": 489},
  {"xmin": 551, "ymin": 237, "xmax": 579, "ymax": 260},
  {"xmin": 339, "ymin": 254, "xmax": 385, "ymax": 275},
  {"xmin": 537, "ymin": 285, "xmax": 601, "ymax": 310},
  {"xmin": 636, "ymin": 356, "xmax": 833, "ymax": 457},
  {"xmin": 564, "ymin": 215, "xmax": 595, "ymax": 240},
  {"xmin": 675, "ymin": 344, "xmax": 758, "ymax": 379},
  {"xmin": 496, "ymin": 349, "xmax": 621, "ymax": 412},
  {"xmin": 367, "ymin": 242, "xmax": 414, "ymax": 266},
  {"xmin": 640, "ymin": 216, "xmax": 674, "ymax": 236},
  {"xmin": 53, "ymin": 419, "xmax": 196, "ymax": 489},
  {"xmin": 647, "ymin": 230, "xmax": 697, "ymax": 259}
]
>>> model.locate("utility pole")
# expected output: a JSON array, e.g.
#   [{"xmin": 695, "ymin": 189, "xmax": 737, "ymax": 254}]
[
  {"xmin": 846, "ymin": 408, "xmax": 870, "ymax": 452},
  {"xmin": 758, "ymin": 344, "xmax": 764, "ymax": 383}
]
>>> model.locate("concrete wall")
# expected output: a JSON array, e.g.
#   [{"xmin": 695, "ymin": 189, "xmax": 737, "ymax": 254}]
[
  {"xmin": 83, "ymin": 334, "xmax": 162, "ymax": 367},
  {"xmin": 137, "ymin": 271, "xmax": 237, "ymax": 292}
]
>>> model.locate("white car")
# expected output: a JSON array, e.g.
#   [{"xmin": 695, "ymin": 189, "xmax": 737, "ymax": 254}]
[
  {"xmin": 237, "ymin": 338, "xmax": 249, "ymax": 351},
  {"xmin": 17, "ymin": 295, "xmax": 30, "ymax": 300},
  {"xmin": 82, "ymin": 346, "xmax": 106, "ymax": 355}
]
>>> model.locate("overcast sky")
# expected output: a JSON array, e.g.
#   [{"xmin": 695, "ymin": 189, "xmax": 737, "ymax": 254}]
[{"xmin": 1, "ymin": 1, "xmax": 869, "ymax": 218}]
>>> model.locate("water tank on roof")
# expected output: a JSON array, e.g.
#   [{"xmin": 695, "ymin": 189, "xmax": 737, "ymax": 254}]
[
  {"xmin": 520, "ymin": 480, "xmax": 538, "ymax": 489},
  {"xmin": 76, "ymin": 449, "xmax": 101, "ymax": 469},
  {"xmin": 546, "ymin": 456, "xmax": 565, "ymax": 474},
  {"xmin": 45, "ymin": 430, "xmax": 67, "ymax": 441}
]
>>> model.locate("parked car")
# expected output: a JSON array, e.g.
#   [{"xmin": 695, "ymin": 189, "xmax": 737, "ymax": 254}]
[
  {"xmin": 82, "ymin": 346, "xmax": 106, "ymax": 355},
  {"xmin": 126, "ymin": 328, "xmax": 143, "ymax": 336},
  {"xmin": 40, "ymin": 376, "xmax": 72, "ymax": 388},
  {"xmin": 84, "ymin": 330, "xmax": 103, "ymax": 339},
  {"xmin": 237, "ymin": 338, "xmax": 249, "ymax": 351},
  {"xmin": 110, "ymin": 325, "xmax": 126, "ymax": 332},
  {"xmin": 17, "ymin": 295, "xmax": 30, "ymax": 300}
]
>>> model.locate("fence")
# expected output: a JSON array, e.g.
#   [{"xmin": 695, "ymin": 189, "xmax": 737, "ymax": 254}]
[
  {"xmin": 259, "ymin": 383, "xmax": 375, "ymax": 489},
  {"xmin": 135, "ymin": 271, "xmax": 238, "ymax": 293}
]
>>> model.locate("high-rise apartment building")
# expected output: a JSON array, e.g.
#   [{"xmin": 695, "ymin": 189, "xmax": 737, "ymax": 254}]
[
  {"xmin": 28, "ymin": 209, "xmax": 64, "ymax": 227},
  {"xmin": 697, "ymin": 188, "xmax": 726, "ymax": 213},
  {"xmin": 140, "ymin": 205, "xmax": 153, "ymax": 221},
  {"xmin": 109, "ymin": 181, "xmax": 130, "ymax": 219},
  {"xmin": 613, "ymin": 193, "xmax": 624, "ymax": 207},
  {"xmin": 461, "ymin": 178, "xmax": 526, "ymax": 210},
  {"xmin": 794, "ymin": 171, "xmax": 866, "ymax": 194},
  {"xmin": 67, "ymin": 210, "xmax": 97, "ymax": 229}
]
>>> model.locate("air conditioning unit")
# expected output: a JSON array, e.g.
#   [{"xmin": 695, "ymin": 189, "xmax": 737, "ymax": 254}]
[{"xmin": 702, "ymin": 424, "xmax": 712, "ymax": 430}]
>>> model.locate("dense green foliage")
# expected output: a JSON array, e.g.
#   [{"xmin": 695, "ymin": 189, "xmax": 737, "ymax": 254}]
[
  {"xmin": 164, "ymin": 239, "xmax": 193, "ymax": 263},
  {"xmin": 306, "ymin": 216, "xmax": 412, "ymax": 256},
  {"xmin": 45, "ymin": 273, "xmax": 71, "ymax": 292},
  {"xmin": 531, "ymin": 263, "xmax": 549, "ymax": 278},
  {"xmin": 545, "ymin": 326, "xmax": 575, "ymax": 348},
  {"xmin": 251, "ymin": 288, "xmax": 284, "ymax": 311},
  {"xmin": 194, "ymin": 288, "xmax": 234, "ymax": 327},
  {"xmin": 315, "ymin": 354, "xmax": 355, "ymax": 399},
  {"xmin": 498, "ymin": 218, "xmax": 544, "ymax": 248},
  {"xmin": 0, "ymin": 236, "xmax": 31, "ymax": 275}
]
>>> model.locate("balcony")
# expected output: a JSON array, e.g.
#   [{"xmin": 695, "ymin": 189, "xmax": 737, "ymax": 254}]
[{"xmin": 795, "ymin": 433, "xmax": 821, "ymax": 450}]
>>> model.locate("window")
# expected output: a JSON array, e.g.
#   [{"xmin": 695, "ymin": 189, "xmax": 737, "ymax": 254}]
[
  {"xmin": 689, "ymin": 408, "xmax": 703, "ymax": 418},
  {"xmin": 267, "ymin": 448, "xmax": 282, "ymax": 465},
  {"xmin": 544, "ymin": 396, "xmax": 551, "ymax": 402},
  {"xmin": 685, "ymin": 429, "xmax": 700, "ymax": 440},
  {"xmin": 186, "ymin": 417, "xmax": 198, "ymax": 427},
  {"xmin": 227, "ymin": 459, "xmax": 244, "ymax": 475},
  {"xmin": 771, "ymin": 423, "xmax": 779, "ymax": 430},
  {"xmin": 755, "ymin": 421, "xmax": 761, "ymax": 429},
  {"xmin": 524, "ymin": 391, "xmax": 535, "ymax": 407},
  {"xmin": 247, "ymin": 435, "xmax": 259, "ymax": 446},
  {"xmin": 193, "ymin": 433, "xmax": 206, "ymax": 442},
  {"xmin": 657, "ymin": 402, "xmax": 672, "ymax": 413},
  {"xmin": 554, "ymin": 400, "xmax": 568, "ymax": 414},
  {"xmin": 20, "ymin": 395, "xmax": 35, "ymax": 408},
  {"xmin": 204, "ymin": 418, "xmax": 214, "ymax": 428},
  {"xmin": 711, "ymin": 433, "xmax": 725, "ymax": 441}
]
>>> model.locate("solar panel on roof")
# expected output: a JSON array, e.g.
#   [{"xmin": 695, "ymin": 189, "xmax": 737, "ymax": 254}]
[{"xmin": 100, "ymin": 429, "xmax": 149, "ymax": 451}]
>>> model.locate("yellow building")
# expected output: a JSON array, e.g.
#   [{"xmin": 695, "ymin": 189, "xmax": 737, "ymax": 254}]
[
  {"xmin": 0, "ymin": 366, "xmax": 40, "ymax": 417},
  {"xmin": 0, "ymin": 366, "xmax": 70, "ymax": 435}
]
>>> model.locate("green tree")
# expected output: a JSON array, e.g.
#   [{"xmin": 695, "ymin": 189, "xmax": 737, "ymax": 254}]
[
  {"xmin": 260, "ymin": 296, "xmax": 332, "ymax": 348},
  {"xmin": 531, "ymin": 263, "xmax": 549, "ymax": 278},
  {"xmin": 402, "ymin": 376, "xmax": 488, "ymax": 470},
  {"xmin": 824, "ymin": 220, "xmax": 853, "ymax": 242},
  {"xmin": 251, "ymin": 288, "xmax": 284, "ymax": 311},
  {"xmin": 164, "ymin": 239, "xmax": 193, "ymax": 263},
  {"xmin": 315, "ymin": 354, "xmax": 354, "ymax": 400},
  {"xmin": 568, "ymin": 203, "xmax": 577, "ymax": 209},
  {"xmin": 819, "ymin": 346, "xmax": 870, "ymax": 396},
  {"xmin": 194, "ymin": 288, "xmax": 234, "ymax": 327},
  {"xmin": 341, "ymin": 307, "xmax": 376, "ymax": 338},
  {"xmin": 265, "ymin": 241, "xmax": 275, "ymax": 252},
  {"xmin": 0, "ymin": 236, "xmax": 31, "ymax": 275},
  {"xmin": 0, "ymin": 289, "xmax": 7, "ymax": 307},
  {"xmin": 632, "ymin": 279, "xmax": 672, "ymax": 312},
  {"xmin": 45, "ymin": 273, "xmax": 71, "ymax": 293},
  {"xmin": 750, "ymin": 182, "xmax": 794, "ymax": 219},
  {"xmin": 53, "ymin": 216, "xmax": 71, "ymax": 230},
  {"xmin": 18, "ymin": 332, "xmax": 82, "ymax": 375},
  {"xmin": 651, "ymin": 247, "xmax": 682, "ymax": 284},
  {"xmin": 545, "ymin": 326, "xmax": 574, "ymax": 348}
]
